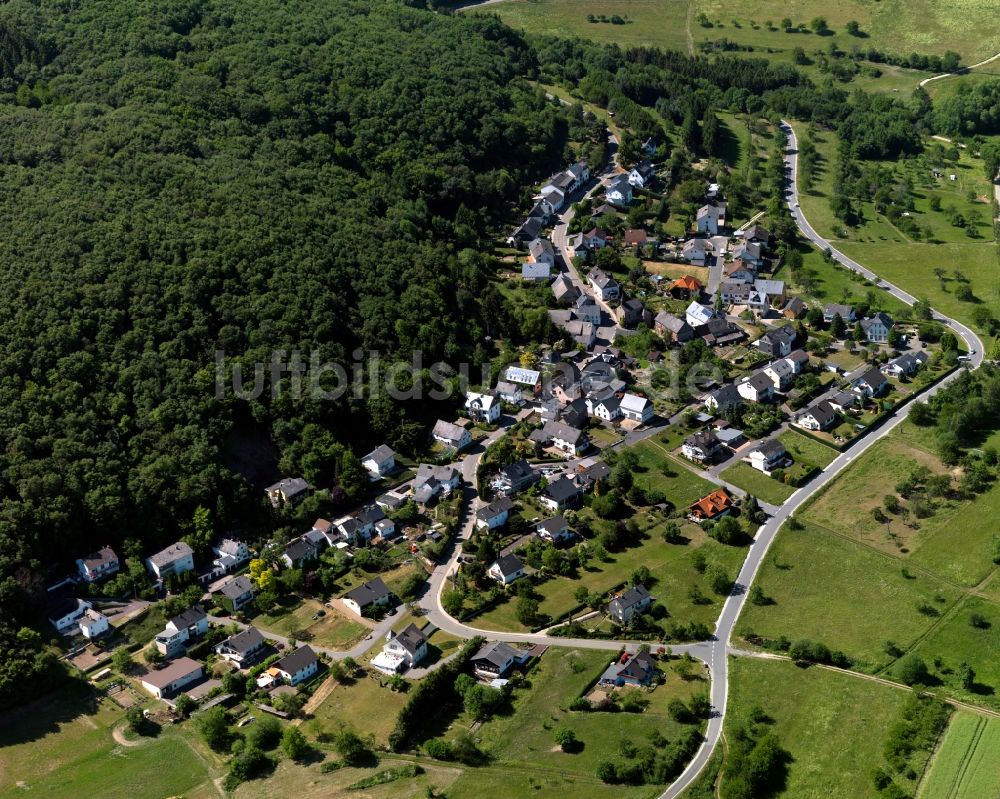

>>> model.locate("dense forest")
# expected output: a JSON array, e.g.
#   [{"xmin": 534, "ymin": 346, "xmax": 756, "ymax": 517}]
[{"xmin": 0, "ymin": 0, "xmax": 586, "ymax": 706}]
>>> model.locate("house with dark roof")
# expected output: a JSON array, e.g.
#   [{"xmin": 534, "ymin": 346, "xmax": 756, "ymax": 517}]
[
  {"xmin": 215, "ymin": 626, "xmax": 267, "ymax": 666},
  {"xmin": 574, "ymin": 459, "xmax": 611, "ymax": 491},
  {"xmin": 616, "ymin": 297, "xmax": 647, "ymax": 329},
  {"xmin": 654, "ymin": 311, "xmax": 694, "ymax": 344},
  {"xmin": 782, "ymin": 296, "xmax": 807, "ymax": 319},
  {"xmin": 852, "ymin": 367, "xmax": 890, "ymax": 398},
  {"xmin": 471, "ymin": 641, "xmax": 528, "ymax": 678},
  {"xmin": 588, "ymin": 268, "xmax": 620, "ymax": 301},
  {"xmin": 737, "ymin": 371, "xmax": 775, "ymax": 403},
  {"xmin": 599, "ymin": 651, "xmax": 658, "ymax": 687},
  {"xmin": 608, "ymin": 584, "xmax": 653, "ymax": 624},
  {"xmin": 140, "ymin": 657, "xmax": 204, "ymax": 700},
  {"xmin": 861, "ymin": 312, "xmax": 894, "ymax": 344},
  {"xmin": 48, "ymin": 597, "xmax": 93, "ymax": 633},
  {"xmin": 282, "ymin": 537, "xmax": 318, "ymax": 569},
  {"xmin": 413, "ymin": 463, "xmax": 461, "ymax": 505},
  {"xmin": 146, "ymin": 541, "xmax": 195, "ymax": 580},
  {"xmin": 76, "ymin": 546, "xmax": 120, "ymax": 583},
  {"xmin": 682, "ymin": 430, "xmax": 722, "ymax": 463},
  {"xmin": 756, "ymin": 326, "xmax": 797, "ymax": 358},
  {"xmin": 795, "ymin": 400, "xmax": 838, "ymax": 432},
  {"xmin": 362, "ymin": 445, "xmax": 396, "ymax": 478},
  {"xmin": 372, "ymin": 623, "xmax": 428, "ymax": 674},
  {"xmin": 273, "ymin": 645, "xmax": 319, "ymax": 686},
  {"xmin": 540, "ymin": 476, "xmax": 583, "ymax": 512},
  {"xmin": 551, "ymin": 273, "xmax": 581, "ymax": 306},
  {"xmin": 882, "ymin": 351, "xmax": 929, "ymax": 377},
  {"xmin": 492, "ymin": 460, "xmax": 540, "ymax": 497},
  {"xmin": 342, "ymin": 577, "xmax": 392, "ymax": 617},
  {"xmin": 823, "ymin": 303, "xmax": 856, "ymax": 324},
  {"xmin": 744, "ymin": 439, "xmax": 790, "ymax": 474},
  {"xmin": 627, "ymin": 161, "xmax": 656, "ymax": 188},
  {"xmin": 704, "ymin": 384, "xmax": 743, "ymax": 413},
  {"xmin": 476, "ymin": 497, "xmax": 515, "ymax": 530},
  {"xmin": 487, "ymin": 553, "xmax": 526, "ymax": 586},
  {"xmin": 218, "ymin": 575, "xmax": 255, "ymax": 612},
  {"xmin": 533, "ymin": 421, "xmax": 589, "ymax": 456},
  {"xmin": 265, "ymin": 477, "xmax": 312, "ymax": 508},
  {"xmin": 536, "ymin": 516, "xmax": 572, "ymax": 543},
  {"xmin": 432, "ymin": 419, "xmax": 472, "ymax": 451},
  {"xmin": 155, "ymin": 605, "xmax": 208, "ymax": 658}
]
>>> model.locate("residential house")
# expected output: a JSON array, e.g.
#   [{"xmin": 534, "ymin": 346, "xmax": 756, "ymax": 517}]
[
  {"xmin": 76, "ymin": 546, "xmax": 120, "ymax": 584},
  {"xmin": 413, "ymin": 463, "xmax": 461, "ymax": 505},
  {"xmin": 565, "ymin": 233, "xmax": 589, "ymax": 260},
  {"xmin": 852, "ymin": 367, "xmax": 890, "ymax": 398},
  {"xmin": 588, "ymin": 391, "xmax": 622, "ymax": 422},
  {"xmin": 540, "ymin": 171, "xmax": 573, "ymax": 210},
  {"xmin": 488, "ymin": 553, "xmax": 526, "ymax": 586},
  {"xmin": 623, "ymin": 228, "xmax": 648, "ymax": 249},
  {"xmin": 432, "ymin": 419, "xmax": 472, "ymax": 451},
  {"xmin": 79, "ymin": 609, "xmax": 109, "ymax": 640},
  {"xmin": 667, "ymin": 275, "xmax": 702, "ymax": 300},
  {"xmin": 744, "ymin": 224, "xmax": 770, "ymax": 246},
  {"xmin": 551, "ymin": 274, "xmax": 581, "ymax": 306},
  {"xmin": 218, "ymin": 574, "xmax": 255, "ymax": 612},
  {"xmin": 685, "ymin": 301, "xmax": 717, "ymax": 330},
  {"xmin": 522, "ymin": 237, "xmax": 556, "ymax": 281},
  {"xmin": 754, "ymin": 279, "xmax": 785, "ymax": 304},
  {"xmin": 146, "ymin": 542, "xmax": 195, "ymax": 581},
  {"xmin": 574, "ymin": 459, "xmax": 611, "ymax": 491},
  {"xmin": 273, "ymin": 645, "xmax": 319, "ymax": 686},
  {"xmin": 763, "ymin": 358, "xmax": 796, "ymax": 392},
  {"xmin": 155, "ymin": 605, "xmax": 208, "ymax": 658},
  {"xmin": 281, "ymin": 537, "xmax": 318, "ymax": 569},
  {"xmin": 599, "ymin": 651, "xmax": 658, "ymax": 687},
  {"xmin": 583, "ymin": 227, "xmax": 611, "ymax": 249},
  {"xmin": 495, "ymin": 380, "xmax": 523, "ymax": 404},
  {"xmin": 682, "ymin": 238, "xmax": 709, "ymax": 266},
  {"xmin": 883, "ymin": 351, "xmax": 929, "ymax": 377},
  {"xmin": 795, "ymin": 400, "xmax": 838, "ymax": 432},
  {"xmin": 861, "ymin": 312, "xmax": 894, "ymax": 344},
  {"xmin": 782, "ymin": 296, "xmax": 807, "ymax": 319},
  {"xmin": 374, "ymin": 517, "xmax": 397, "ymax": 540},
  {"xmin": 828, "ymin": 390, "xmax": 857, "ymax": 413},
  {"xmin": 540, "ymin": 476, "xmax": 583, "ymax": 511},
  {"xmin": 265, "ymin": 477, "xmax": 312, "ymax": 508},
  {"xmin": 574, "ymin": 294, "xmax": 602, "ymax": 325},
  {"xmin": 536, "ymin": 516, "xmax": 572, "ymax": 543},
  {"xmin": 342, "ymin": 577, "xmax": 391, "ymax": 617},
  {"xmin": 465, "ymin": 391, "xmax": 501, "ymax": 424},
  {"xmin": 786, "ymin": 349, "xmax": 810, "ymax": 373},
  {"xmin": 737, "ymin": 371, "xmax": 775, "ymax": 403},
  {"xmin": 375, "ymin": 491, "xmax": 408, "ymax": 513},
  {"xmin": 733, "ymin": 241, "xmax": 763, "ymax": 269},
  {"xmin": 756, "ymin": 326, "xmax": 797, "ymax": 359},
  {"xmin": 654, "ymin": 311, "xmax": 694, "ymax": 343},
  {"xmin": 471, "ymin": 641, "xmax": 527, "ymax": 678},
  {"xmin": 724, "ymin": 259, "xmax": 756, "ymax": 284},
  {"xmin": 704, "ymin": 384, "xmax": 743, "ymax": 414},
  {"xmin": 212, "ymin": 538, "xmax": 250, "ymax": 575},
  {"xmin": 715, "ymin": 426, "xmax": 747, "ymax": 449},
  {"xmin": 628, "ymin": 160, "xmax": 655, "ymax": 188},
  {"xmin": 588, "ymin": 268, "xmax": 620, "ymax": 301},
  {"xmin": 696, "ymin": 204, "xmax": 725, "ymax": 234},
  {"xmin": 823, "ymin": 303, "xmax": 857, "ymax": 324},
  {"xmin": 608, "ymin": 585, "xmax": 653, "ymax": 624},
  {"xmin": 707, "ymin": 182, "xmax": 720, "ymax": 200},
  {"xmin": 605, "ymin": 174, "xmax": 633, "ymax": 206},
  {"xmin": 48, "ymin": 598, "xmax": 93, "ymax": 633},
  {"xmin": 508, "ymin": 215, "xmax": 544, "ymax": 247},
  {"xmin": 215, "ymin": 626, "xmax": 267, "ymax": 666},
  {"xmin": 362, "ymin": 445, "xmax": 397, "ymax": 478},
  {"xmin": 534, "ymin": 421, "xmax": 589, "ymax": 456},
  {"xmin": 615, "ymin": 298, "xmax": 647, "ymax": 329},
  {"xmin": 492, "ymin": 460, "xmax": 540, "ymax": 497},
  {"xmin": 620, "ymin": 393, "xmax": 654, "ymax": 424},
  {"xmin": 745, "ymin": 439, "xmax": 790, "ymax": 474},
  {"xmin": 476, "ymin": 497, "xmax": 515, "ymax": 530},
  {"xmin": 567, "ymin": 160, "xmax": 590, "ymax": 190},
  {"xmin": 561, "ymin": 318, "xmax": 597, "ymax": 349},
  {"xmin": 504, "ymin": 366, "xmax": 543, "ymax": 394},
  {"xmin": 702, "ymin": 316, "xmax": 747, "ymax": 347},
  {"xmin": 683, "ymin": 430, "xmax": 722, "ymax": 463},
  {"xmin": 140, "ymin": 657, "xmax": 204, "ymax": 700},
  {"xmin": 689, "ymin": 488, "xmax": 735, "ymax": 522},
  {"xmin": 372, "ymin": 624, "xmax": 428, "ymax": 674}
]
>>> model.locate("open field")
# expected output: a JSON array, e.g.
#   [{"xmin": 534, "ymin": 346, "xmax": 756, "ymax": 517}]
[
  {"xmin": 630, "ymin": 438, "xmax": 719, "ymax": 507},
  {"xmin": 445, "ymin": 648, "xmax": 706, "ymax": 799},
  {"xmin": 724, "ymin": 657, "xmax": 920, "ymax": 799},
  {"xmin": 778, "ymin": 429, "xmax": 837, "ymax": 468},
  {"xmin": 735, "ymin": 521, "xmax": 963, "ymax": 671},
  {"xmin": 476, "ymin": 521, "xmax": 748, "ymax": 632},
  {"xmin": 917, "ymin": 712, "xmax": 1000, "ymax": 799},
  {"xmin": 300, "ymin": 673, "xmax": 410, "ymax": 746},
  {"xmin": 0, "ymin": 686, "xmax": 217, "ymax": 799},
  {"xmin": 253, "ymin": 598, "xmax": 368, "ymax": 648},
  {"xmin": 720, "ymin": 462, "xmax": 796, "ymax": 504}
]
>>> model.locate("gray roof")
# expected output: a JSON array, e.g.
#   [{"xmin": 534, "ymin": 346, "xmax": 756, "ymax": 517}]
[
  {"xmin": 220, "ymin": 575, "xmax": 254, "ymax": 600},
  {"xmin": 754, "ymin": 439, "xmax": 786, "ymax": 458},
  {"xmin": 356, "ymin": 505, "xmax": 386, "ymax": 525},
  {"xmin": 363, "ymin": 444, "xmax": 395, "ymax": 463},
  {"xmin": 537, "ymin": 516, "xmax": 568, "ymax": 536},
  {"xmin": 477, "ymin": 497, "xmax": 515, "ymax": 521},
  {"xmin": 473, "ymin": 640, "xmax": 520, "ymax": 668},
  {"xmin": 491, "ymin": 553, "xmax": 524, "ymax": 579},
  {"xmin": 824, "ymin": 303, "xmax": 855, "ymax": 318},
  {"xmin": 708, "ymin": 383, "xmax": 742, "ymax": 406},
  {"xmin": 168, "ymin": 605, "xmax": 206, "ymax": 630},
  {"xmin": 148, "ymin": 541, "xmax": 193, "ymax": 569},
  {"xmin": 800, "ymin": 400, "xmax": 837, "ymax": 426},
  {"xmin": 655, "ymin": 311, "xmax": 689, "ymax": 334},
  {"xmin": 544, "ymin": 476, "xmax": 581, "ymax": 502},
  {"xmin": 392, "ymin": 623, "xmax": 428, "ymax": 658},
  {"xmin": 283, "ymin": 537, "xmax": 317, "ymax": 563},
  {"xmin": 744, "ymin": 371, "xmax": 774, "ymax": 392},
  {"xmin": 686, "ymin": 430, "xmax": 720, "ymax": 450},
  {"xmin": 266, "ymin": 477, "xmax": 311, "ymax": 497},
  {"xmin": 275, "ymin": 644, "xmax": 318, "ymax": 675},
  {"xmin": 610, "ymin": 584, "xmax": 651, "ymax": 613},
  {"xmin": 217, "ymin": 626, "xmax": 265, "ymax": 657},
  {"xmin": 855, "ymin": 367, "xmax": 887, "ymax": 387},
  {"xmin": 343, "ymin": 577, "xmax": 390, "ymax": 608},
  {"xmin": 541, "ymin": 420, "xmax": 586, "ymax": 444},
  {"xmin": 79, "ymin": 546, "xmax": 118, "ymax": 571},
  {"xmin": 432, "ymin": 419, "xmax": 467, "ymax": 444},
  {"xmin": 588, "ymin": 268, "xmax": 617, "ymax": 289}
]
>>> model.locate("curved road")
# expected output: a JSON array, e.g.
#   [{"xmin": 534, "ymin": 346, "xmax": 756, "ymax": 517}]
[{"xmin": 412, "ymin": 121, "xmax": 984, "ymax": 797}]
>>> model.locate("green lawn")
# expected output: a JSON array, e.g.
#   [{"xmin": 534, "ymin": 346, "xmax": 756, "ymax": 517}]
[
  {"xmin": 300, "ymin": 673, "xmax": 410, "ymax": 746},
  {"xmin": 723, "ymin": 657, "xmax": 921, "ymax": 799},
  {"xmin": 476, "ymin": 521, "xmax": 748, "ymax": 633},
  {"xmin": 720, "ymin": 462, "xmax": 797, "ymax": 504},
  {"xmin": 909, "ymin": 596, "xmax": 1000, "ymax": 709},
  {"xmin": 253, "ymin": 598, "xmax": 368, "ymax": 649},
  {"xmin": 445, "ymin": 648, "xmax": 707, "ymax": 799},
  {"xmin": 0, "ymin": 686, "xmax": 216, "ymax": 799},
  {"xmin": 736, "ymin": 521, "xmax": 963, "ymax": 671},
  {"xmin": 630, "ymin": 438, "xmax": 719, "ymax": 507},
  {"xmin": 778, "ymin": 429, "xmax": 837, "ymax": 468},
  {"xmin": 917, "ymin": 712, "xmax": 1000, "ymax": 799}
]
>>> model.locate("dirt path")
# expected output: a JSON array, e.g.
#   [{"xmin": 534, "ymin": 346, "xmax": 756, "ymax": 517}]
[
  {"xmin": 685, "ymin": 0, "xmax": 695, "ymax": 57},
  {"xmin": 919, "ymin": 50, "xmax": 1000, "ymax": 88},
  {"xmin": 111, "ymin": 724, "xmax": 145, "ymax": 747},
  {"xmin": 297, "ymin": 674, "xmax": 340, "ymax": 722}
]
